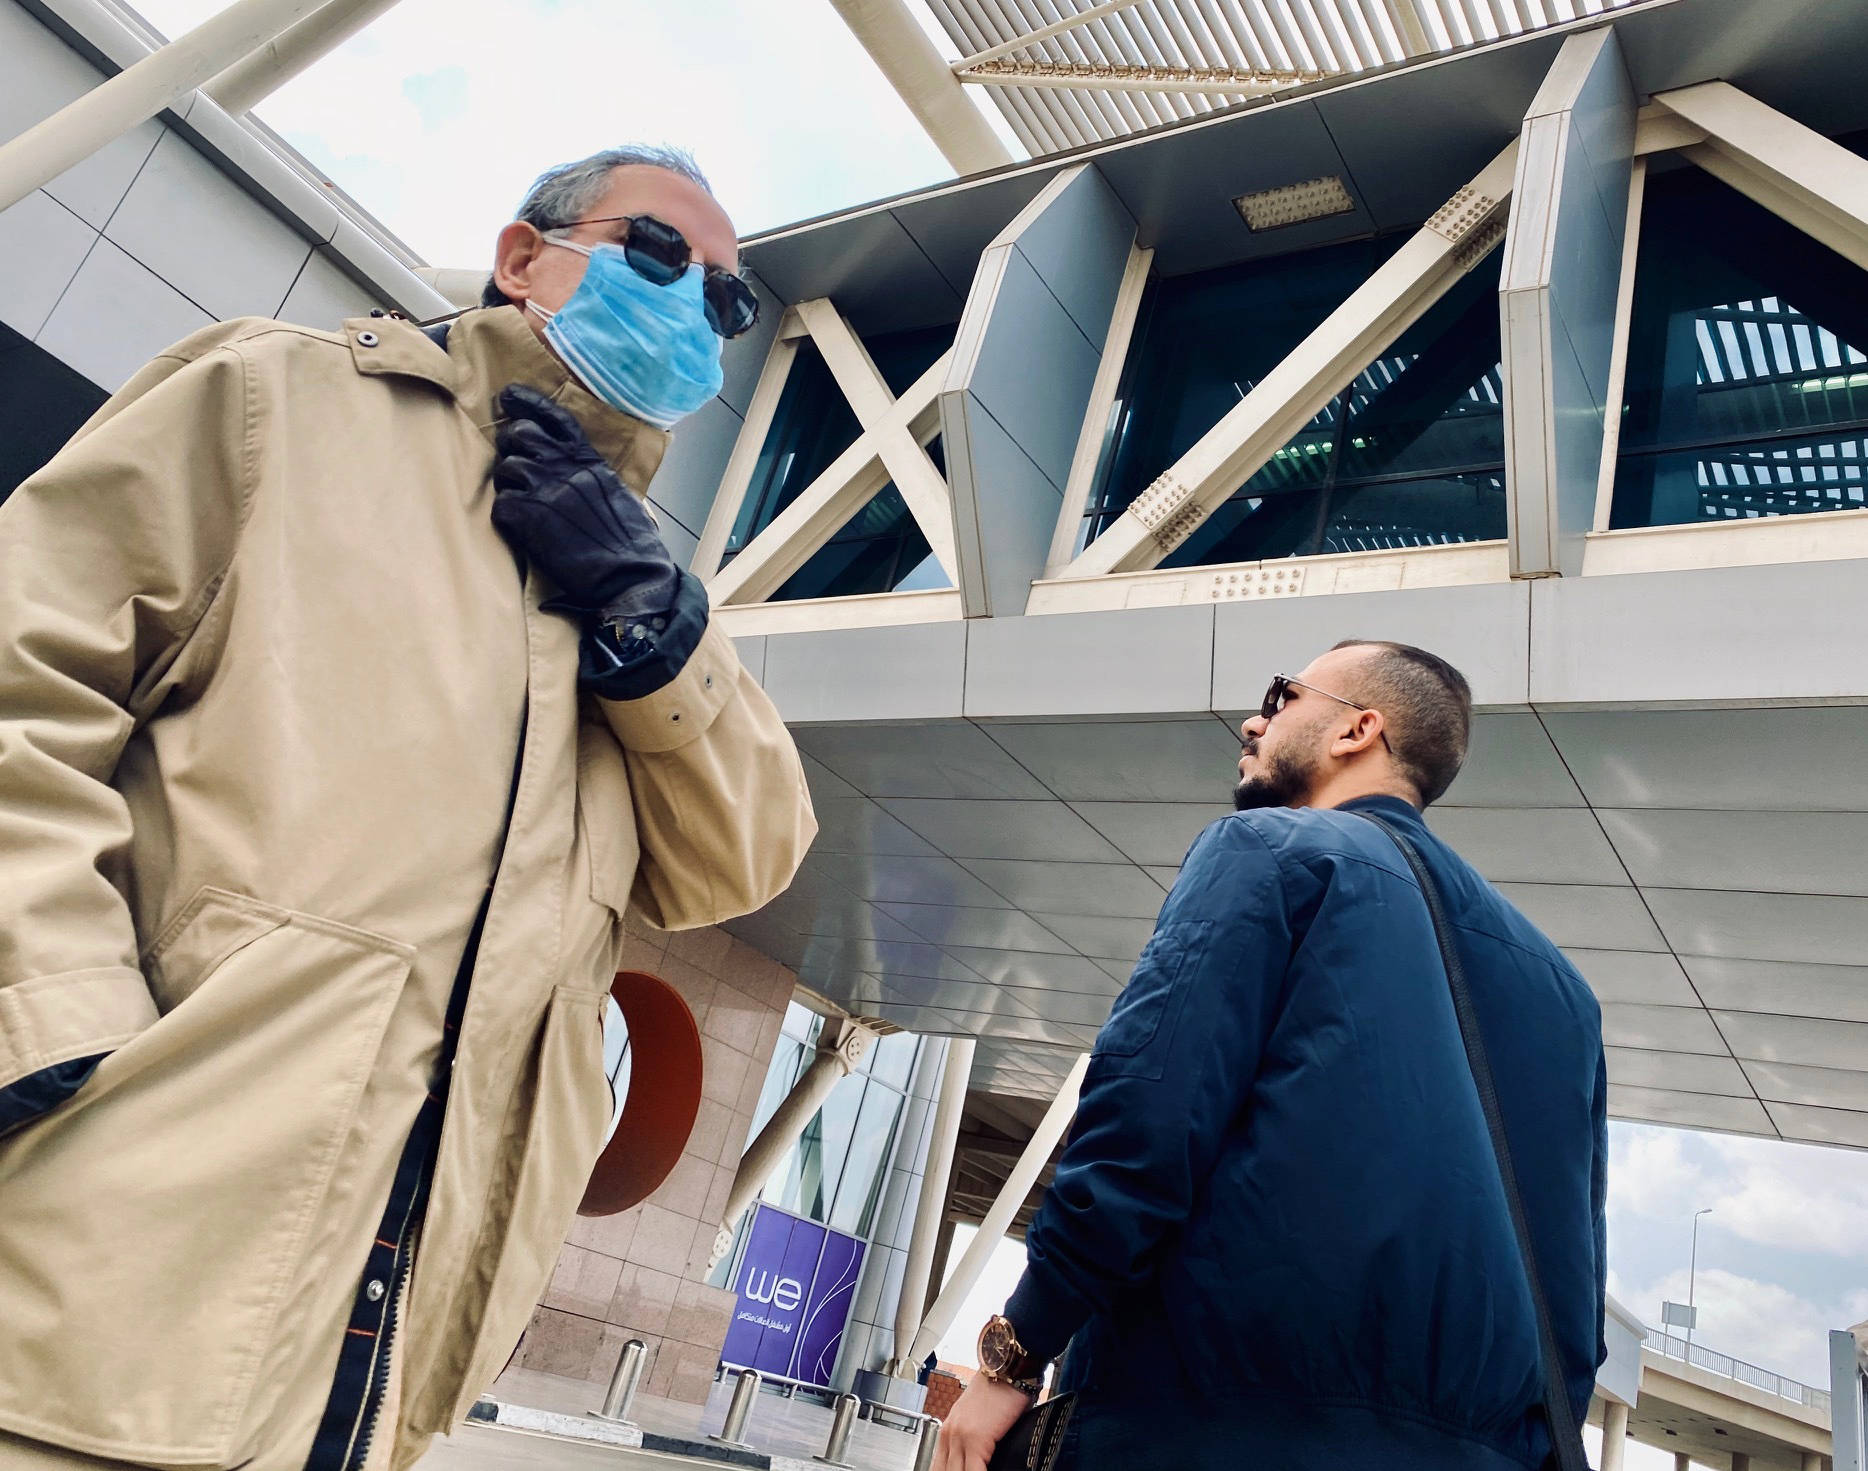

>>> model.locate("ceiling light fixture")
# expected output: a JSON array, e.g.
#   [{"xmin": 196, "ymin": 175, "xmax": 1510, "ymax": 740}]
[{"xmin": 1234, "ymin": 175, "xmax": 1356, "ymax": 232}]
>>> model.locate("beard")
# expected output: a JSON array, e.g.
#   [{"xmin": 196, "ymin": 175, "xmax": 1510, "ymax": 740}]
[{"xmin": 1233, "ymin": 740, "xmax": 1318, "ymax": 811}]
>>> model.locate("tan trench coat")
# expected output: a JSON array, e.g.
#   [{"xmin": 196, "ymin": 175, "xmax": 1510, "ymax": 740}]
[{"xmin": 0, "ymin": 307, "xmax": 815, "ymax": 1469}]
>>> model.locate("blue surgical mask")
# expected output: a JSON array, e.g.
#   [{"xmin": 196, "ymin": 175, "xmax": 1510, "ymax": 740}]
[{"xmin": 527, "ymin": 238, "xmax": 724, "ymax": 429}]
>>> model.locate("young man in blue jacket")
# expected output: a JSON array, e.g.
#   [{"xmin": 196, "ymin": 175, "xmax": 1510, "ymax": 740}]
[{"xmin": 940, "ymin": 639, "xmax": 1608, "ymax": 1471}]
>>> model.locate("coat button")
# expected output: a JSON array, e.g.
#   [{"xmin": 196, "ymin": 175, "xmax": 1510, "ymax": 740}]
[
  {"xmin": 366, "ymin": 1279, "xmax": 386, "ymax": 1302},
  {"xmin": 357, "ymin": 330, "xmax": 380, "ymax": 348}
]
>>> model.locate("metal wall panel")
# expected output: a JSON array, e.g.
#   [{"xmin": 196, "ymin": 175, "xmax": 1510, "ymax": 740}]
[
  {"xmin": 1501, "ymin": 26, "xmax": 1635, "ymax": 577},
  {"xmin": 942, "ymin": 165, "xmax": 1136, "ymax": 617}
]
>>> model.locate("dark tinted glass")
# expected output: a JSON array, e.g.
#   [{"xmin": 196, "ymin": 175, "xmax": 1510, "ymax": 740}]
[
  {"xmin": 621, "ymin": 215, "xmax": 689, "ymax": 283},
  {"xmin": 1, "ymin": 323, "xmax": 107, "ymax": 504},
  {"xmin": 1088, "ymin": 234, "xmax": 1507, "ymax": 566},
  {"xmin": 724, "ymin": 324, "xmax": 953, "ymax": 599},
  {"xmin": 1611, "ymin": 158, "xmax": 1868, "ymax": 527}
]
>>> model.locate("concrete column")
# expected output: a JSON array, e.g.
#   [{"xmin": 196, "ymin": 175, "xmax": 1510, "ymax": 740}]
[
  {"xmin": 1675, "ymin": 1454, "xmax": 1693, "ymax": 1471},
  {"xmin": 824, "ymin": 0, "xmax": 1015, "ymax": 175},
  {"xmin": 906, "ymin": 1053, "xmax": 1090, "ymax": 1366},
  {"xmin": 890, "ymin": 1037, "xmax": 974, "ymax": 1376},
  {"xmin": 1730, "ymin": 1456, "xmax": 1751, "ymax": 1471},
  {"xmin": 1801, "ymin": 1452, "xmax": 1824, "ymax": 1471},
  {"xmin": 0, "ymin": 0, "xmax": 325, "ymax": 213},
  {"xmin": 206, "ymin": 0, "xmax": 407, "ymax": 115},
  {"xmin": 706, "ymin": 1018, "xmax": 876, "ymax": 1268},
  {"xmin": 1599, "ymin": 1401, "xmax": 1630, "ymax": 1471}
]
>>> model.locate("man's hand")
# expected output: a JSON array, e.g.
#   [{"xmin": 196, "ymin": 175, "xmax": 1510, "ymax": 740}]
[
  {"xmin": 490, "ymin": 384, "xmax": 678, "ymax": 620},
  {"xmin": 936, "ymin": 1374, "xmax": 1030, "ymax": 1471}
]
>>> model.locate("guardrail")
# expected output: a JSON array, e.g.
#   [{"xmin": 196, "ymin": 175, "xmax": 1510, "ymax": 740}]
[{"xmin": 1649, "ymin": 1332, "xmax": 1832, "ymax": 1413}]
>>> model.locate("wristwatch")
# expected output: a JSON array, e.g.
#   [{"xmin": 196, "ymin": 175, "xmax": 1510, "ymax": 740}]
[{"xmin": 976, "ymin": 1314, "xmax": 1045, "ymax": 1396}]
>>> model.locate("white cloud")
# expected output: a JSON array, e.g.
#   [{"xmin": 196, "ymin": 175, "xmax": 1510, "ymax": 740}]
[{"xmin": 1637, "ymin": 1266, "xmax": 1839, "ymax": 1387}]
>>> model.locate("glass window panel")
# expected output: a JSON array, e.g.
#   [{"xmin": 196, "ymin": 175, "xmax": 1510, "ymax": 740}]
[
  {"xmin": 768, "ymin": 1070, "xmax": 865, "ymax": 1224},
  {"xmin": 722, "ymin": 325, "xmax": 953, "ymax": 600},
  {"xmin": 1612, "ymin": 158, "xmax": 1868, "ymax": 528},
  {"xmin": 1092, "ymin": 233, "xmax": 1506, "ymax": 567},
  {"xmin": 781, "ymin": 1001, "xmax": 821, "ymax": 1044},
  {"xmin": 830, "ymin": 1080, "xmax": 905, "ymax": 1237},
  {"xmin": 866, "ymin": 1032, "xmax": 920, "ymax": 1091}
]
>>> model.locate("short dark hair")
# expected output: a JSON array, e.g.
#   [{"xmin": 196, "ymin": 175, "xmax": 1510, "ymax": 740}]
[
  {"xmin": 1332, "ymin": 640, "xmax": 1473, "ymax": 807},
  {"xmin": 481, "ymin": 145, "xmax": 713, "ymax": 309}
]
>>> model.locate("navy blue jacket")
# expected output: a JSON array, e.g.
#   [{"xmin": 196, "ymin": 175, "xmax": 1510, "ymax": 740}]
[{"xmin": 1006, "ymin": 795, "xmax": 1607, "ymax": 1470}]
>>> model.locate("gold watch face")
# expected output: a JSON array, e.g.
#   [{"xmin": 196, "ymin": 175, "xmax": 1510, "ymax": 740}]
[{"xmin": 978, "ymin": 1315, "xmax": 1017, "ymax": 1375}]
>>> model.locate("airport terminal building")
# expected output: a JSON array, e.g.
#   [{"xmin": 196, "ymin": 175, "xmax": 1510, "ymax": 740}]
[{"xmin": 2, "ymin": 0, "xmax": 1863, "ymax": 1464}]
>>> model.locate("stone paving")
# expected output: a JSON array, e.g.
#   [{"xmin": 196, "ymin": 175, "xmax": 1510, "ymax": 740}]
[{"xmin": 418, "ymin": 1365, "xmax": 921, "ymax": 1471}]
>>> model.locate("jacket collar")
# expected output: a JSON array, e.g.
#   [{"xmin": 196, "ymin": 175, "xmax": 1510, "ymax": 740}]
[
  {"xmin": 340, "ymin": 307, "xmax": 671, "ymax": 493},
  {"xmin": 1334, "ymin": 793, "xmax": 1426, "ymax": 826}
]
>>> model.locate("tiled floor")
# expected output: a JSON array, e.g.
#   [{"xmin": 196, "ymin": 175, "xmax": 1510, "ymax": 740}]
[{"xmin": 482, "ymin": 1365, "xmax": 923, "ymax": 1470}]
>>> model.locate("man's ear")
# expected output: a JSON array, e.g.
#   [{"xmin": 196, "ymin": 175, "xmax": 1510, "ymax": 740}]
[
  {"xmin": 491, "ymin": 221, "xmax": 544, "ymax": 307},
  {"xmin": 1336, "ymin": 709, "xmax": 1386, "ymax": 755}
]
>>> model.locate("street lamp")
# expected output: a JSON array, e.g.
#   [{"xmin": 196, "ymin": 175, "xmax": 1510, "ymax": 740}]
[{"xmin": 1686, "ymin": 1207, "xmax": 1713, "ymax": 1350}]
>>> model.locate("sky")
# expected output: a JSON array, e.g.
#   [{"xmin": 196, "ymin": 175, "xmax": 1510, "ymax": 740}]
[
  {"xmin": 131, "ymin": 3, "xmax": 1868, "ymax": 1459},
  {"xmin": 133, "ymin": 0, "xmax": 1011, "ymax": 270}
]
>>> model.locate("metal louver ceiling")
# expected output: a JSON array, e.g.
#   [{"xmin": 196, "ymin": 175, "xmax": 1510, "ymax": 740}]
[{"xmin": 922, "ymin": 0, "xmax": 1655, "ymax": 155}]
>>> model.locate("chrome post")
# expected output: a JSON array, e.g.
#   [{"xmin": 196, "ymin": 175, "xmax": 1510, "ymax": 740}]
[
  {"xmin": 590, "ymin": 1338, "xmax": 645, "ymax": 1424},
  {"xmin": 911, "ymin": 1415, "xmax": 942, "ymax": 1471},
  {"xmin": 814, "ymin": 1392, "xmax": 860, "ymax": 1467},
  {"xmin": 710, "ymin": 1367, "xmax": 761, "ymax": 1449}
]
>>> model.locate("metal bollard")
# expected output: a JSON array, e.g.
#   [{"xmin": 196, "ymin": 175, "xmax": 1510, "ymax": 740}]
[
  {"xmin": 813, "ymin": 1392, "xmax": 860, "ymax": 1467},
  {"xmin": 589, "ymin": 1338, "xmax": 645, "ymax": 1425},
  {"xmin": 911, "ymin": 1416, "xmax": 941, "ymax": 1471},
  {"xmin": 709, "ymin": 1367, "xmax": 761, "ymax": 1449}
]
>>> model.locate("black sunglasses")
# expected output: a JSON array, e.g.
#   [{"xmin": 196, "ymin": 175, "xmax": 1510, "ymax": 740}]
[
  {"xmin": 1260, "ymin": 673, "xmax": 1393, "ymax": 753},
  {"xmin": 546, "ymin": 212, "xmax": 760, "ymax": 340}
]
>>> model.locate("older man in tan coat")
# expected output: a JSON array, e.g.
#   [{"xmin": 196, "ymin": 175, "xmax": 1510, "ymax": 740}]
[{"xmin": 0, "ymin": 147, "xmax": 814, "ymax": 1470}]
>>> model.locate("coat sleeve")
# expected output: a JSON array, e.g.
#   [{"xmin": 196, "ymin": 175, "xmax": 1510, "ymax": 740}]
[
  {"xmin": 596, "ymin": 620, "xmax": 816, "ymax": 930},
  {"xmin": 0, "ymin": 338, "xmax": 255, "ymax": 1100},
  {"xmin": 1004, "ymin": 815, "xmax": 1294, "ymax": 1363}
]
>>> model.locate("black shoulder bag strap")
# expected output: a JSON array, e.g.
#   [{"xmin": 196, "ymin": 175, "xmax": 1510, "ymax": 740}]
[{"xmin": 1356, "ymin": 812, "xmax": 1592, "ymax": 1471}]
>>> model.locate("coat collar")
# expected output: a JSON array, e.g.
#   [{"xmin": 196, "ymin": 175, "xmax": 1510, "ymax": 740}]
[{"xmin": 339, "ymin": 307, "xmax": 672, "ymax": 494}]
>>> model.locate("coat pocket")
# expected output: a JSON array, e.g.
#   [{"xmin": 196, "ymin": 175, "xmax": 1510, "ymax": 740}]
[
  {"xmin": 1090, "ymin": 920, "xmax": 1210, "ymax": 1079},
  {"xmin": 0, "ymin": 890, "xmax": 413, "ymax": 1466}
]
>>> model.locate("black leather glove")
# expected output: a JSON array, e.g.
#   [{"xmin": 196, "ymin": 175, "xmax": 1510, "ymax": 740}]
[
  {"xmin": 491, "ymin": 384, "xmax": 680, "ymax": 622},
  {"xmin": 492, "ymin": 384, "xmax": 708, "ymax": 699}
]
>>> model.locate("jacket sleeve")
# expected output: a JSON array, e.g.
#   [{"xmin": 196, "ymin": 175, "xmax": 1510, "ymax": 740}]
[
  {"xmin": 0, "ymin": 338, "xmax": 254, "ymax": 1102},
  {"xmin": 1590, "ymin": 1044, "xmax": 1610, "ymax": 1374},
  {"xmin": 1004, "ymin": 815, "xmax": 1294, "ymax": 1363},
  {"xmin": 596, "ymin": 620, "xmax": 816, "ymax": 930}
]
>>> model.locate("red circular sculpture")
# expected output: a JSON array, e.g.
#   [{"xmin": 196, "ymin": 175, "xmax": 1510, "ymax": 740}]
[{"xmin": 578, "ymin": 969, "xmax": 704, "ymax": 1217}]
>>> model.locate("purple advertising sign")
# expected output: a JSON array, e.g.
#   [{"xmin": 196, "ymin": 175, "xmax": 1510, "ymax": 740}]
[{"xmin": 720, "ymin": 1204, "xmax": 867, "ymax": 1386}]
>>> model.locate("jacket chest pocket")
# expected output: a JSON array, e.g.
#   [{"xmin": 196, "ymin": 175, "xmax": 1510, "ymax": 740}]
[{"xmin": 576, "ymin": 717, "xmax": 641, "ymax": 919}]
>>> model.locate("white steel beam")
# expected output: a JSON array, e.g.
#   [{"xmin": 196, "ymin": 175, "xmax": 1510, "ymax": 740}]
[
  {"xmin": 906, "ymin": 1052, "xmax": 1089, "ymax": 1366},
  {"xmin": 1591, "ymin": 156, "xmax": 1645, "ymax": 533},
  {"xmin": 827, "ymin": 0, "xmax": 1015, "ymax": 175},
  {"xmin": 0, "ymin": 0, "xmax": 325, "ymax": 214},
  {"xmin": 690, "ymin": 313, "xmax": 802, "ymax": 579},
  {"xmin": 1654, "ymin": 80, "xmax": 1868, "ymax": 275},
  {"xmin": 956, "ymin": 60, "xmax": 1318, "ymax": 94},
  {"xmin": 950, "ymin": 0, "xmax": 1147, "ymax": 69},
  {"xmin": 890, "ymin": 1037, "xmax": 974, "ymax": 1377},
  {"xmin": 1045, "ymin": 241, "xmax": 1153, "ymax": 577},
  {"xmin": 795, "ymin": 299, "xmax": 959, "ymax": 579},
  {"xmin": 1054, "ymin": 140, "xmax": 1520, "ymax": 580},
  {"xmin": 704, "ymin": 343, "xmax": 952, "ymax": 607},
  {"xmin": 1380, "ymin": 0, "xmax": 1437, "ymax": 56},
  {"xmin": 205, "ymin": 0, "xmax": 405, "ymax": 115}
]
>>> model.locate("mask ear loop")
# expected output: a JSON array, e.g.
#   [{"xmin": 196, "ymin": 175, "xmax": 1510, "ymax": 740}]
[{"xmin": 425, "ymin": 227, "xmax": 591, "ymax": 328}]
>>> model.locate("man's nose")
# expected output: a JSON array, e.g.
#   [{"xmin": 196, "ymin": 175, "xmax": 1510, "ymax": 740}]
[{"xmin": 1241, "ymin": 715, "xmax": 1268, "ymax": 741}]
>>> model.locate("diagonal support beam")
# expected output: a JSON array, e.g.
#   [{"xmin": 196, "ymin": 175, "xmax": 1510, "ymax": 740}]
[
  {"xmin": 1654, "ymin": 81, "xmax": 1868, "ymax": 275},
  {"xmin": 690, "ymin": 310, "xmax": 802, "ymax": 579},
  {"xmin": 704, "ymin": 348, "xmax": 950, "ymax": 606},
  {"xmin": 791, "ymin": 299, "xmax": 959, "ymax": 581},
  {"xmin": 1055, "ymin": 140, "xmax": 1520, "ymax": 580}
]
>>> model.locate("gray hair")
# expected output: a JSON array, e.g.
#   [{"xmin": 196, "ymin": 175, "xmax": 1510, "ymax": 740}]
[{"xmin": 481, "ymin": 145, "xmax": 713, "ymax": 308}]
